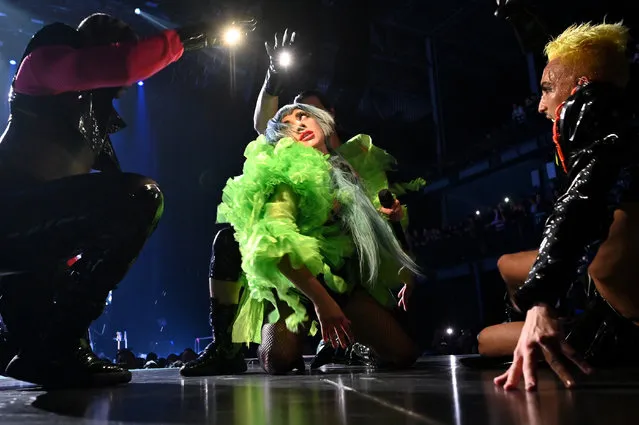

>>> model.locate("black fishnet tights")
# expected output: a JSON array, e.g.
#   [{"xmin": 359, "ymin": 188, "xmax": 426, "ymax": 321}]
[{"xmin": 257, "ymin": 301, "xmax": 306, "ymax": 374}]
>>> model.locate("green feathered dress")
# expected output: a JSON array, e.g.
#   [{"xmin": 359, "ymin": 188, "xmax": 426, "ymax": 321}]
[
  {"xmin": 336, "ymin": 134, "xmax": 425, "ymax": 230},
  {"xmin": 217, "ymin": 134, "xmax": 424, "ymax": 344}
]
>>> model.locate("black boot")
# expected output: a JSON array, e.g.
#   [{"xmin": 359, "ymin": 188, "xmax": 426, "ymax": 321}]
[
  {"xmin": 565, "ymin": 291, "xmax": 639, "ymax": 368},
  {"xmin": 0, "ymin": 274, "xmax": 45, "ymax": 377},
  {"xmin": 4, "ymin": 273, "xmax": 131, "ymax": 388},
  {"xmin": 180, "ymin": 298, "xmax": 246, "ymax": 376},
  {"xmin": 0, "ymin": 319, "xmax": 17, "ymax": 376},
  {"xmin": 310, "ymin": 340, "xmax": 338, "ymax": 369},
  {"xmin": 310, "ymin": 340, "xmax": 377, "ymax": 369}
]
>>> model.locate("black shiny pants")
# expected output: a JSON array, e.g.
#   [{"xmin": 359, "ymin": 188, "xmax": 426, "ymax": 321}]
[{"xmin": 0, "ymin": 171, "xmax": 164, "ymax": 349}]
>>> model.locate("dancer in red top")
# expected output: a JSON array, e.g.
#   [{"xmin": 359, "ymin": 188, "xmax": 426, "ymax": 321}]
[{"xmin": 0, "ymin": 13, "xmax": 252, "ymax": 388}]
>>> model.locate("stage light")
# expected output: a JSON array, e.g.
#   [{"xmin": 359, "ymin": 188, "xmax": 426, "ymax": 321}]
[
  {"xmin": 446, "ymin": 328, "xmax": 454, "ymax": 335},
  {"xmin": 278, "ymin": 51, "xmax": 292, "ymax": 67},
  {"xmin": 137, "ymin": 81, "xmax": 144, "ymax": 86},
  {"xmin": 504, "ymin": 197, "xmax": 510, "ymax": 203},
  {"xmin": 475, "ymin": 210, "xmax": 480, "ymax": 216},
  {"xmin": 134, "ymin": 8, "xmax": 141, "ymax": 15},
  {"xmin": 223, "ymin": 27, "xmax": 242, "ymax": 46},
  {"xmin": 9, "ymin": 59, "xmax": 16, "ymax": 65}
]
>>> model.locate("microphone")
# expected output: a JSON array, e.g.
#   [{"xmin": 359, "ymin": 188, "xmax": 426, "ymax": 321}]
[{"xmin": 378, "ymin": 189, "xmax": 409, "ymax": 251}]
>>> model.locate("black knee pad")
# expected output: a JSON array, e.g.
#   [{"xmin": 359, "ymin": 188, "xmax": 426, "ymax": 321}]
[
  {"xmin": 209, "ymin": 227, "xmax": 242, "ymax": 281},
  {"xmin": 125, "ymin": 174, "xmax": 163, "ymax": 209},
  {"xmin": 119, "ymin": 173, "xmax": 164, "ymax": 226}
]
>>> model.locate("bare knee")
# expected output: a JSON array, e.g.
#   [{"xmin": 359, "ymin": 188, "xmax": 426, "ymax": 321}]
[
  {"xmin": 496, "ymin": 254, "xmax": 510, "ymax": 275},
  {"xmin": 497, "ymin": 253, "xmax": 518, "ymax": 282},
  {"xmin": 477, "ymin": 328, "xmax": 492, "ymax": 356},
  {"xmin": 498, "ymin": 250, "xmax": 538, "ymax": 294},
  {"xmin": 477, "ymin": 323, "xmax": 523, "ymax": 357}
]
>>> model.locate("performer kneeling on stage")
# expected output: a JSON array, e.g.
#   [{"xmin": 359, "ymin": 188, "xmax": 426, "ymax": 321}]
[
  {"xmin": 188, "ymin": 104, "xmax": 421, "ymax": 375},
  {"xmin": 179, "ymin": 226, "xmax": 248, "ymax": 376},
  {"xmin": 0, "ymin": 13, "xmax": 242, "ymax": 388},
  {"xmin": 476, "ymin": 21, "xmax": 639, "ymax": 391},
  {"xmin": 181, "ymin": 29, "xmax": 426, "ymax": 376}
]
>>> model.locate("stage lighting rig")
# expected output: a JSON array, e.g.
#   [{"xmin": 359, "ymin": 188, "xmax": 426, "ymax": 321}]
[{"xmin": 220, "ymin": 18, "xmax": 257, "ymax": 48}]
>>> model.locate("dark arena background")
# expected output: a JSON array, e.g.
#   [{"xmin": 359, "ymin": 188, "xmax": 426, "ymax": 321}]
[{"xmin": 1, "ymin": 0, "xmax": 639, "ymax": 424}]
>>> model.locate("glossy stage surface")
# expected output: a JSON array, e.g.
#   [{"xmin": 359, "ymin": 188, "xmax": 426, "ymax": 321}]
[{"xmin": 1, "ymin": 356, "xmax": 637, "ymax": 425}]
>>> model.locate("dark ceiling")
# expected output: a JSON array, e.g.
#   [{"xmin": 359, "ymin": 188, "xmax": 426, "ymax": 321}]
[{"xmin": 0, "ymin": 0, "xmax": 636, "ymax": 171}]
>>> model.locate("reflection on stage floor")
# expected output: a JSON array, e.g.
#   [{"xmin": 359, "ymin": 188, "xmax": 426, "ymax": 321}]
[{"xmin": 1, "ymin": 355, "xmax": 638, "ymax": 425}]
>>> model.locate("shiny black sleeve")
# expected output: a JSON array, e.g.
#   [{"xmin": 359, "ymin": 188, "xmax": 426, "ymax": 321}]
[{"xmin": 513, "ymin": 152, "xmax": 623, "ymax": 311}]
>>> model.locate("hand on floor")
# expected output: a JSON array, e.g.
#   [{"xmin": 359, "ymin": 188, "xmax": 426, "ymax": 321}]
[{"xmin": 494, "ymin": 304, "xmax": 592, "ymax": 391}]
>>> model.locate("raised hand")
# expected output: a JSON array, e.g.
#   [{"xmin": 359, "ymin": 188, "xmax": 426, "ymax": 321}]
[
  {"xmin": 265, "ymin": 28, "xmax": 296, "ymax": 73},
  {"xmin": 263, "ymin": 29, "xmax": 296, "ymax": 96},
  {"xmin": 230, "ymin": 18, "xmax": 258, "ymax": 36},
  {"xmin": 177, "ymin": 18, "xmax": 257, "ymax": 51}
]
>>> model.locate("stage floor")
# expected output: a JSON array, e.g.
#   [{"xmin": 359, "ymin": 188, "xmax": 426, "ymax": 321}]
[{"xmin": 0, "ymin": 355, "xmax": 637, "ymax": 425}]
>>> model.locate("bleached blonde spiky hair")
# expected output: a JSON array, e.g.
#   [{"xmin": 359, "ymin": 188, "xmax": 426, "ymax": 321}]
[{"xmin": 544, "ymin": 22, "xmax": 631, "ymax": 86}]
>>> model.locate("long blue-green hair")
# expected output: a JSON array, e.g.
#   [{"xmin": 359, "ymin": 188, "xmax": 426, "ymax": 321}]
[{"xmin": 266, "ymin": 103, "xmax": 420, "ymax": 286}]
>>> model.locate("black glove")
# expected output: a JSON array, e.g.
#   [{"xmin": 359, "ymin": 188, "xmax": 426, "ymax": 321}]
[
  {"xmin": 263, "ymin": 29, "xmax": 296, "ymax": 96},
  {"xmin": 176, "ymin": 23, "xmax": 211, "ymax": 51},
  {"xmin": 494, "ymin": 0, "xmax": 550, "ymax": 54},
  {"xmin": 176, "ymin": 18, "xmax": 257, "ymax": 52}
]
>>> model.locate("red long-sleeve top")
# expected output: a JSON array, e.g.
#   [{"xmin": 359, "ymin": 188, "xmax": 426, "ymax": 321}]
[{"xmin": 13, "ymin": 29, "xmax": 185, "ymax": 96}]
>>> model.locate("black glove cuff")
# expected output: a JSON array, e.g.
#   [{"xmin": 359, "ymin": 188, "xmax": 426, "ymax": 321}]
[
  {"xmin": 512, "ymin": 282, "xmax": 559, "ymax": 313},
  {"xmin": 264, "ymin": 68, "xmax": 284, "ymax": 96},
  {"xmin": 176, "ymin": 25, "xmax": 210, "ymax": 51}
]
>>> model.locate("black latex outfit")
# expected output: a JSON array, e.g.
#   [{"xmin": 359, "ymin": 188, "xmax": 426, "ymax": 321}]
[
  {"xmin": 513, "ymin": 81, "xmax": 639, "ymax": 365},
  {"xmin": 0, "ymin": 16, "xmax": 215, "ymax": 387}
]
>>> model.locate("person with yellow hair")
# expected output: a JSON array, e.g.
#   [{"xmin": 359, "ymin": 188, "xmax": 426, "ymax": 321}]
[{"xmin": 474, "ymin": 21, "xmax": 639, "ymax": 391}]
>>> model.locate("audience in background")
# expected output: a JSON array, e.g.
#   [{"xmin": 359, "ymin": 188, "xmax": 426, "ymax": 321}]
[
  {"xmin": 433, "ymin": 92, "xmax": 547, "ymax": 182},
  {"xmin": 110, "ymin": 348, "xmax": 207, "ymax": 370},
  {"xmin": 511, "ymin": 104, "xmax": 526, "ymax": 124},
  {"xmin": 409, "ymin": 188, "xmax": 559, "ymax": 269}
]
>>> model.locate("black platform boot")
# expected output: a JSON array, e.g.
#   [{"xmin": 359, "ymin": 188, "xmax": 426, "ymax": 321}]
[
  {"xmin": 4, "ymin": 273, "xmax": 131, "ymax": 388},
  {"xmin": 180, "ymin": 298, "xmax": 247, "ymax": 376}
]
